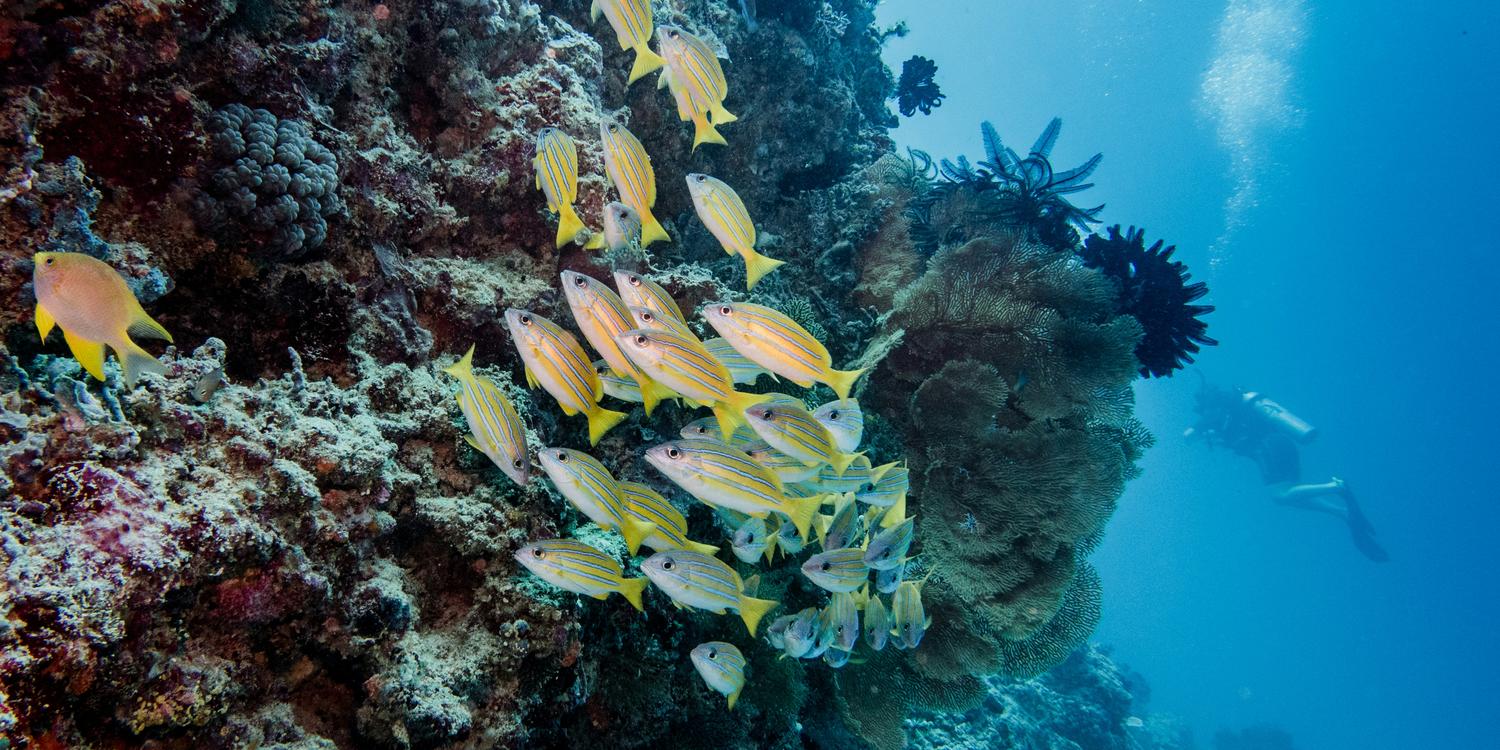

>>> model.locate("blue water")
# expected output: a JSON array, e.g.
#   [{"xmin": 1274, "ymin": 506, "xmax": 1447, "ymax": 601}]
[{"xmin": 878, "ymin": 2, "xmax": 1499, "ymax": 748}]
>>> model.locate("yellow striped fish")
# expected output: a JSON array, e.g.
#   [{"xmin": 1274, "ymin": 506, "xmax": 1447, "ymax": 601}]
[
  {"xmin": 690, "ymin": 642, "xmax": 748, "ymax": 710},
  {"xmin": 863, "ymin": 594, "xmax": 890, "ymax": 651},
  {"xmin": 685, "ymin": 174, "xmax": 784, "ymax": 289},
  {"xmin": 730, "ymin": 515, "xmax": 772, "ymax": 564},
  {"xmin": 627, "ymin": 305, "xmax": 699, "ymax": 342},
  {"xmin": 655, "ymin": 26, "xmax": 736, "ymax": 149},
  {"xmin": 644, "ymin": 438, "xmax": 825, "ymax": 542},
  {"xmin": 805, "ymin": 456, "xmax": 895, "ymax": 493},
  {"xmin": 816, "ymin": 493, "xmax": 864, "ymax": 551},
  {"xmin": 702, "ymin": 301, "xmax": 865, "ymax": 398},
  {"xmin": 562, "ymin": 270, "xmax": 676, "ymax": 416},
  {"xmin": 742, "ymin": 440, "xmax": 822, "ymax": 484},
  {"xmin": 539, "ymin": 448, "xmax": 655, "ymax": 555},
  {"xmin": 595, "ymin": 359, "xmax": 643, "ymax": 404},
  {"xmin": 744, "ymin": 399, "xmax": 861, "ymax": 477},
  {"xmin": 620, "ymin": 480, "xmax": 720, "ymax": 556},
  {"xmin": 505, "ymin": 308, "xmax": 627, "ymax": 446},
  {"xmin": 640, "ymin": 549, "xmax": 779, "ymax": 636},
  {"xmin": 599, "ymin": 120, "xmax": 670, "ymax": 246},
  {"xmin": 704, "ymin": 337, "xmax": 771, "ymax": 385},
  {"xmin": 590, "ymin": 0, "xmax": 665, "ymax": 84},
  {"xmin": 864, "ymin": 516, "xmax": 915, "ymax": 571},
  {"xmin": 533, "ymin": 128, "xmax": 585, "ymax": 248},
  {"xmin": 856, "ymin": 462, "xmax": 909, "ymax": 528},
  {"xmin": 812, "ymin": 398, "xmax": 863, "ymax": 453},
  {"xmin": 585, "ymin": 201, "xmax": 642, "ymax": 253},
  {"xmin": 890, "ymin": 575, "xmax": 932, "ymax": 650},
  {"xmin": 612, "ymin": 270, "xmax": 685, "ymax": 321},
  {"xmin": 679, "ymin": 417, "xmax": 755, "ymax": 448},
  {"xmin": 515, "ymin": 538, "xmax": 648, "ymax": 611},
  {"xmin": 801, "ymin": 546, "xmax": 870, "ymax": 593},
  {"xmin": 442, "ymin": 345, "xmax": 530, "ymax": 487},
  {"xmin": 616, "ymin": 327, "xmax": 767, "ymax": 440}
]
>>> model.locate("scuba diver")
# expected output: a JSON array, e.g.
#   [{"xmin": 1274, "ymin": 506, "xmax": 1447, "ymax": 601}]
[{"xmin": 1185, "ymin": 379, "xmax": 1389, "ymax": 562}]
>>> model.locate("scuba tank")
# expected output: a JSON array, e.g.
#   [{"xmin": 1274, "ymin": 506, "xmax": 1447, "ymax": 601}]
[{"xmin": 1242, "ymin": 392, "xmax": 1319, "ymax": 445}]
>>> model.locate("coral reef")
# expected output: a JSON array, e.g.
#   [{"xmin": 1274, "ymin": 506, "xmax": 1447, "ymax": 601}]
[
  {"xmin": 895, "ymin": 55, "xmax": 944, "ymax": 118},
  {"xmin": 1079, "ymin": 225, "xmax": 1217, "ymax": 378},
  {"xmin": 0, "ymin": 0, "xmax": 1197, "ymax": 747}
]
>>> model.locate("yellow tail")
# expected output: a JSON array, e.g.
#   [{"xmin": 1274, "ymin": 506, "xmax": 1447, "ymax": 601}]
[
  {"xmin": 823, "ymin": 367, "xmax": 867, "ymax": 400},
  {"xmin": 829, "ymin": 450, "xmax": 864, "ymax": 479},
  {"xmin": 710, "ymin": 101, "xmax": 738, "ymax": 126},
  {"xmin": 618, "ymin": 514, "xmax": 657, "ymax": 556},
  {"xmin": 628, "ymin": 45, "xmax": 666, "ymax": 84},
  {"xmin": 684, "ymin": 538, "xmax": 721, "ymax": 556},
  {"xmin": 690, "ymin": 110, "xmax": 727, "ymax": 151},
  {"xmin": 638, "ymin": 377, "xmax": 677, "ymax": 417},
  {"xmin": 639, "ymin": 207, "xmax": 671, "ymax": 246},
  {"xmin": 443, "ymin": 344, "xmax": 476, "ymax": 379},
  {"xmin": 736, "ymin": 593, "xmax": 780, "ymax": 637},
  {"xmin": 782, "ymin": 492, "xmax": 826, "ymax": 543},
  {"xmin": 585, "ymin": 232, "xmax": 606, "ymax": 250},
  {"xmin": 714, "ymin": 390, "xmax": 772, "ymax": 444},
  {"xmin": 618, "ymin": 575, "xmax": 648, "ymax": 612},
  {"xmin": 742, "ymin": 249, "xmax": 786, "ymax": 290},
  {"xmin": 881, "ymin": 491, "xmax": 908, "ymax": 529},
  {"xmin": 727, "ymin": 685, "xmax": 743, "ymax": 711},
  {"xmin": 869, "ymin": 461, "xmax": 900, "ymax": 485},
  {"xmin": 556, "ymin": 204, "xmax": 586, "ymax": 248},
  {"xmin": 813, "ymin": 513, "xmax": 833, "ymax": 546},
  {"xmin": 586, "ymin": 404, "xmax": 629, "ymax": 446}
]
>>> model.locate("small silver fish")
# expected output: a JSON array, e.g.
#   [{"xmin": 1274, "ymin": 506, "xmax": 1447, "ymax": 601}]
[
  {"xmin": 192, "ymin": 365, "xmax": 224, "ymax": 403},
  {"xmin": 891, "ymin": 577, "xmax": 931, "ymax": 650},
  {"xmin": 827, "ymin": 591, "xmax": 860, "ymax": 654},
  {"xmin": 766, "ymin": 614, "xmax": 795, "ymax": 650},
  {"xmin": 863, "ymin": 516, "xmax": 915, "ymax": 571},
  {"xmin": 818, "ymin": 494, "xmax": 864, "ymax": 551},
  {"xmin": 822, "ymin": 645, "xmax": 851, "ymax": 668},
  {"xmin": 586, "ymin": 200, "xmax": 643, "ymax": 253},
  {"xmin": 640, "ymin": 549, "xmax": 779, "ymax": 636},
  {"xmin": 812, "ymin": 398, "xmax": 863, "ymax": 453},
  {"xmin": 690, "ymin": 641, "xmax": 748, "ymax": 710},
  {"xmin": 806, "ymin": 604, "xmax": 838, "ymax": 659},
  {"xmin": 731, "ymin": 516, "xmax": 772, "ymax": 564},
  {"xmin": 863, "ymin": 594, "xmax": 890, "ymax": 651},
  {"xmin": 781, "ymin": 607, "xmax": 820, "ymax": 659},
  {"xmin": 875, "ymin": 560, "xmax": 905, "ymax": 595},
  {"xmin": 802, "ymin": 547, "xmax": 870, "ymax": 593},
  {"xmin": 773, "ymin": 518, "xmax": 805, "ymax": 556}
]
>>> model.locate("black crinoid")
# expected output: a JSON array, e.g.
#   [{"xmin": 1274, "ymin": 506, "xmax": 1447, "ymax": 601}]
[
  {"xmin": 1079, "ymin": 225, "xmax": 1217, "ymax": 378},
  {"xmin": 895, "ymin": 55, "xmax": 945, "ymax": 117},
  {"xmin": 907, "ymin": 118, "xmax": 1104, "ymax": 253}
]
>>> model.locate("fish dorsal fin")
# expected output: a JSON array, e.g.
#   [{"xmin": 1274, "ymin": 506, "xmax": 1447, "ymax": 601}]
[
  {"xmin": 35, "ymin": 303, "xmax": 56, "ymax": 341},
  {"xmin": 126, "ymin": 310, "xmax": 173, "ymax": 343},
  {"xmin": 62, "ymin": 329, "xmax": 107, "ymax": 381}
]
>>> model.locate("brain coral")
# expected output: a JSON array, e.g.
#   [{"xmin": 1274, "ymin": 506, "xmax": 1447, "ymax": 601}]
[{"xmin": 191, "ymin": 104, "xmax": 344, "ymax": 260}]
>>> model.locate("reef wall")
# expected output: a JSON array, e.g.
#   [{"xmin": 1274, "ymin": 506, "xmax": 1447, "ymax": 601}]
[{"xmin": 0, "ymin": 1, "xmax": 1184, "ymax": 748}]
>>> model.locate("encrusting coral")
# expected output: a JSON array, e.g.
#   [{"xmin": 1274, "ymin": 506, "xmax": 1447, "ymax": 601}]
[{"xmin": 0, "ymin": 0, "xmax": 1207, "ymax": 747}]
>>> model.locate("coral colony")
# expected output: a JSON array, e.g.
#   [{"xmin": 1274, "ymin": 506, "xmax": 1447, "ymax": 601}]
[{"xmin": 0, "ymin": 2, "xmax": 1209, "ymax": 749}]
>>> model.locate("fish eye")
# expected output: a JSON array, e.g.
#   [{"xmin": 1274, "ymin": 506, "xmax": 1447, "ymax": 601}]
[
  {"xmin": 696, "ymin": 174, "xmax": 707, "ymax": 183},
  {"xmin": 667, "ymin": 447, "xmax": 681, "ymax": 459},
  {"xmin": 820, "ymin": 561, "xmax": 831, "ymax": 571},
  {"xmin": 617, "ymin": 209, "xmax": 629, "ymax": 219},
  {"xmin": 628, "ymin": 275, "xmax": 641, "ymax": 286},
  {"xmin": 662, "ymin": 559, "xmax": 675, "ymax": 571},
  {"xmin": 669, "ymin": 30, "xmax": 679, "ymax": 38},
  {"xmin": 634, "ymin": 335, "xmax": 649, "ymax": 347},
  {"xmin": 718, "ymin": 304, "xmax": 731, "ymax": 316},
  {"xmin": 640, "ymin": 311, "xmax": 656, "ymax": 322},
  {"xmin": 513, "ymin": 458, "xmax": 524, "ymax": 469},
  {"xmin": 827, "ymin": 410, "xmax": 839, "ymax": 420},
  {"xmin": 746, "ymin": 534, "xmax": 756, "ymax": 543},
  {"xmin": 519, "ymin": 314, "xmax": 532, "ymax": 326},
  {"xmin": 881, "ymin": 549, "xmax": 891, "ymax": 558},
  {"xmin": 708, "ymin": 648, "xmax": 717, "ymax": 659},
  {"xmin": 556, "ymin": 452, "xmax": 569, "ymax": 463},
  {"xmin": 44, "ymin": 257, "xmax": 55, "ymax": 266},
  {"xmin": 862, "ymin": 484, "xmax": 874, "ymax": 492},
  {"xmin": 762, "ymin": 410, "xmax": 775, "ymax": 421},
  {"xmin": 608, "ymin": 124, "xmax": 618, "ymax": 132},
  {"xmin": 572, "ymin": 275, "xmax": 587, "ymax": 287},
  {"xmin": 533, "ymin": 548, "xmax": 546, "ymax": 559}
]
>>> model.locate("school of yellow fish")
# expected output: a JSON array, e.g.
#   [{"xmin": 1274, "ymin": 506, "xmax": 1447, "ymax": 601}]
[{"xmin": 25, "ymin": 1, "xmax": 930, "ymax": 714}]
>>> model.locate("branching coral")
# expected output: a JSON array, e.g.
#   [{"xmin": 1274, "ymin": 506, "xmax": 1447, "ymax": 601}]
[
  {"xmin": 896, "ymin": 55, "xmax": 945, "ymax": 117},
  {"xmin": 1079, "ymin": 225, "xmax": 1218, "ymax": 378}
]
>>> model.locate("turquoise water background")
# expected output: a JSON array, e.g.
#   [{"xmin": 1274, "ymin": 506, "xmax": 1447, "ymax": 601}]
[{"xmin": 877, "ymin": 1, "xmax": 1498, "ymax": 748}]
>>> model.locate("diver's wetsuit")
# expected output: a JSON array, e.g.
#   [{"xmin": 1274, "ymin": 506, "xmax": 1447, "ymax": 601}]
[{"xmin": 1189, "ymin": 383, "xmax": 1389, "ymax": 562}]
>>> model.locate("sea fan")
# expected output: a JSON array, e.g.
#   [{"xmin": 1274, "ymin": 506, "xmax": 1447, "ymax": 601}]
[
  {"xmin": 895, "ymin": 55, "xmax": 945, "ymax": 117},
  {"xmin": 1078, "ymin": 225, "xmax": 1217, "ymax": 378}
]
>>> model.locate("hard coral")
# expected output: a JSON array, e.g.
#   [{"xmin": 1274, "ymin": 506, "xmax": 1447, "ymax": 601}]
[
  {"xmin": 1079, "ymin": 225, "xmax": 1217, "ymax": 378},
  {"xmin": 192, "ymin": 104, "xmax": 344, "ymax": 260}
]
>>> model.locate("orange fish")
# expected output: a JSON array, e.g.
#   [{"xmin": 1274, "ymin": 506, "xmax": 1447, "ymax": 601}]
[{"xmin": 33, "ymin": 252, "xmax": 172, "ymax": 385}]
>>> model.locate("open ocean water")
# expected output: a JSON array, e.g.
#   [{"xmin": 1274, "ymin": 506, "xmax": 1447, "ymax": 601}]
[{"xmin": 880, "ymin": 1, "xmax": 1499, "ymax": 748}]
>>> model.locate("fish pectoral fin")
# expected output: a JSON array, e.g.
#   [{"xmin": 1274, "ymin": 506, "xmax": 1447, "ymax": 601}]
[
  {"xmin": 62, "ymin": 329, "xmax": 107, "ymax": 381},
  {"xmin": 524, "ymin": 364, "xmax": 540, "ymax": 389},
  {"xmin": 590, "ymin": 592, "xmax": 610, "ymax": 600},
  {"xmin": 462, "ymin": 434, "xmax": 483, "ymax": 452},
  {"xmin": 726, "ymin": 686, "xmax": 742, "ymax": 711},
  {"xmin": 127, "ymin": 310, "xmax": 173, "ymax": 343},
  {"xmin": 35, "ymin": 303, "xmax": 56, "ymax": 342}
]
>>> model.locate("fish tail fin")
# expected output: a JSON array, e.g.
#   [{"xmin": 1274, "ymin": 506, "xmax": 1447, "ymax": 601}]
[
  {"xmin": 556, "ymin": 204, "xmax": 586, "ymax": 247},
  {"xmin": 586, "ymin": 404, "xmax": 629, "ymax": 445},
  {"xmin": 829, "ymin": 450, "xmax": 863, "ymax": 479},
  {"xmin": 727, "ymin": 685, "xmax": 742, "ymax": 711},
  {"xmin": 443, "ymin": 344, "xmax": 476, "ymax": 379},
  {"xmin": 869, "ymin": 461, "xmax": 900, "ymax": 484},
  {"xmin": 35, "ymin": 303, "xmax": 56, "ymax": 341},
  {"xmin": 639, "ymin": 208, "xmax": 671, "ymax": 246},
  {"xmin": 618, "ymin": 515, "xmax": 656, "ymax": 557},
  {"xmin": 685, "ymin": 538, "xmax": 721, "ymax": 556},
  {"xmin": 742, "ymin": 250, "xmax": 786, "ymax": 290},
  {"xmin": 716, "ymin": 390, "xmax": 772, "ymax": 439},
  {"xmin": 710, "ymin": 101, "xmax": 738, "ymax": 125},
  {"xmin": 763, "ymin": 533, "xmax": 777, "ymax": 564},
  {"xmin": 628, "ymin": 45, "xmax": 666, "ymax": 84},
  {"xmin": 618, "ymin": 575, "xmax": 648, "ymax": 612},
  {"xmin": 881, "ymin": 492, "xmax": 908, "ymax": 529},
  {"xmin": 824, "ymin": 367, "xmax": 867, "ymax": 400},
  {"xmin": 114, "ymin": 338, "xmax": 167, "ymax": 387},
  {"xmin": 736, "ymin": 594, "xmax": 779, "ymax": 637},
  {"xmin": 785, "ymin": 493, "xmax": 825, "ymax": 543},
  {"xmin": 691, "ymin": 111, "xmax": 728, "ymax": 151}
]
